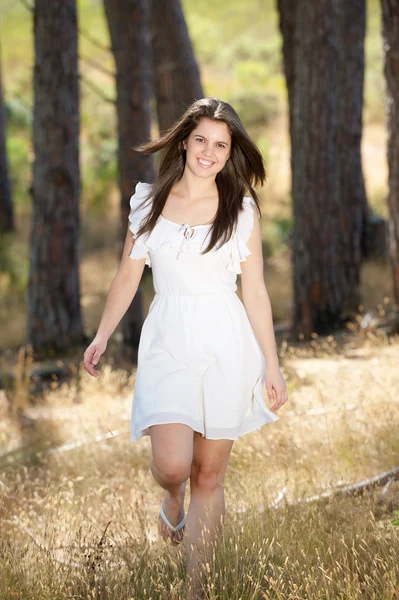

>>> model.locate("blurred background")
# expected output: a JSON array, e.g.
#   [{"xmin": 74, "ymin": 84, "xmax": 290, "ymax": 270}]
[
  {"xmin": 0, "ymin": 0, "xmax": 396, "ymax": 352},
  {"xmin": 0, "ymin": 1, "xmax": 398, "ymax": 598}
]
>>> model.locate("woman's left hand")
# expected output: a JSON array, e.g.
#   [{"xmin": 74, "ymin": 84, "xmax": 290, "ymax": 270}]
[{"xmin": 265, "ymin": 362, "xmax": 288, "ymax": 413}]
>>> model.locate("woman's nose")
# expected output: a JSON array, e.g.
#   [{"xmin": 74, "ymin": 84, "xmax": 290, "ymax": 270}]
[{"xmin": 202, "ymin": 145, "xmax": 213, "ymax": 156}]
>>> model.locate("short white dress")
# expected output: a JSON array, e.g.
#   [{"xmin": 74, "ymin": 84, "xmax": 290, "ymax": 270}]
[{"xmin": 128, "ymin": 182, "xmax": 279, "ymax": 441}]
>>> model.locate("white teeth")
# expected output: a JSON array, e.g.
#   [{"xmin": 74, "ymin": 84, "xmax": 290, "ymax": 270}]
[{"xmin": 198, "ymin": 159, "xmax": 214, "ymax": 167}]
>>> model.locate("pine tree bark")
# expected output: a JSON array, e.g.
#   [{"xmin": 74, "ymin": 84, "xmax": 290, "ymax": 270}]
[
  {"xmin": 0, "ymin": 38, "xmax": 13, "ymax": 233},
  {"xmin": 27, "ymin": 0, "xmax": 84, "ymax": 353},
  {"xmin": 291, "ymin": 0, "xmax": 341, "ymax": 336},
  {"xmin": 335, "ymin": 0, "xmax": 368, "ymax": 316},
  {"xmin": 278, "ymin": 0, "xmax": 368, "ymax": 335},
  {"xmin": 149, "ymin": 0, "xmax": 203, "ymax": 133},
  {"xmin": 276, "ymin": 0, "xmax": 296, "ymax": 147},
  {"xmin": 103, "ymin": 0, "xmax": 154, "ymax": 354},
  {"xmin": 381, "ymin": 0, "xmax": 399, "ymax": 306}
]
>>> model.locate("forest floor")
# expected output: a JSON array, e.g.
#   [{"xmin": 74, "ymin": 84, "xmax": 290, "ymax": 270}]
[{"xmin": 0, "ymin": 326, "xmax": 398, "ymax": 599}]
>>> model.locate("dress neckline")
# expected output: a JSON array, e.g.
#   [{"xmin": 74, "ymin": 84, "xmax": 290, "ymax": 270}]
[{"xmin": 160, "ymin": 214, "xmax": 213, "ymax": 229}]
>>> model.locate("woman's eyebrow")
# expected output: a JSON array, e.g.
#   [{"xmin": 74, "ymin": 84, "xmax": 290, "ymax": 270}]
[{"xmin": 194, "ymin": 134, "xmax": 230, "ymax": 145}]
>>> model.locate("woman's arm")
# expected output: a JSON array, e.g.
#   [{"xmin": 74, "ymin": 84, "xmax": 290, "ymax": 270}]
[
  {"xmin": 83, "ymin": 226, "xmax": 146, "ymax": 377},
  {"xmin": 95, "ymin": 226, "xmax": 146, "ymax": 342},
  {"xmin": 240, "ymin": 207, "xmax": 288, "ymax": 412}
]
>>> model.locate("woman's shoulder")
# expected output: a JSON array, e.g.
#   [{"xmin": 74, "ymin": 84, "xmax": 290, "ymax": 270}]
[
  {"xmin": 129, "ymin": 181, "xmax": 153, "ymax": 208},
  {"xmin": 128, "ymin": 182, "xmax": 154, "ymax": 237},
  {"xmin": 237, "ymin": 194, "xmax": 258, "ymax": 243}
]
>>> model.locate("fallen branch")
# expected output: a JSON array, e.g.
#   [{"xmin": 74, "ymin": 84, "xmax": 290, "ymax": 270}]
[
  {"xmin": 0, "ymin": 429, "xmax": 129, "ymax": 466},
  {"xmin": 378, "ymin": 475, "xmax": 396, "ymax": 502},
  {"xmin": 46, "ymin": 428, "xmax": 129, "ymax": 456},
  {"xmin": 234, "ymin": 466, "xmax": 399, "ymax": 517},
  {"xmin": 269, "ymin": 486, "xmax": 288, "ymax": 508},
  {"xmin": 296, "ymin": 465, "xmax": 399, "ymax": 504}
]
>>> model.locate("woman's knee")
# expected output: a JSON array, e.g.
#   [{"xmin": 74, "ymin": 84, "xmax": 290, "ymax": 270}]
[
  {"xmin": 191, "ymin": 461, "xmax": 223, "ymax": 494},
  {"xmin": 152, "ymin": 456, "xmax": 191, "ymax": 486},
  {"xmin": 149, "ymin": 423, "xmax": 194, "ymax": 487}
]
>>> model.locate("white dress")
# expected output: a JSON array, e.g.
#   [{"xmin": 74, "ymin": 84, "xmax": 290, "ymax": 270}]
[{"xmin": 128, "ymin": 182, "xmax": 279, "ymax": 441}]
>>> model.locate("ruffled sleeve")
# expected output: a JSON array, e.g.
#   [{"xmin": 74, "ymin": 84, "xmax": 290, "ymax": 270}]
[
  {"xmin": 128, "ymin": 181, "xmax": 153, "ymax": 267},
  {"xmin": 224, "ymin": 195, "xmax": 258, "ymax": 275}
]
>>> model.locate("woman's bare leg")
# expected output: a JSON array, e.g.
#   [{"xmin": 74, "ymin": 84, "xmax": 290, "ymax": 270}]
[
  {"xmin": 149, "ymin": 424, "xmax": 194, "ymax": 537},
  {"xmin": 184, "ymin": 434, "xmax": 234, "ymax": 596}
]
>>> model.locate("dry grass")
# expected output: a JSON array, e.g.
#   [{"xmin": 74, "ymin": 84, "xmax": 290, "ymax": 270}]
[
  {"xmin": 0, "ymin": 330, "xmax": 398, "ymax": 599},
  {"xmin": 0, "ymin": 491, "xmax": 397, "ymax": 599}
]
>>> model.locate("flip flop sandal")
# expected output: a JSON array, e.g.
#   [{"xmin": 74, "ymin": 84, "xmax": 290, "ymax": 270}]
[{"xmin": 158, "ymin": 501, "xmax": 186, "ymax": 545}]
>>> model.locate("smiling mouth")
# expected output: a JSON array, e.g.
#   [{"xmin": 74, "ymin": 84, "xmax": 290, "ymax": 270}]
[{"xmin": 197, "ymin": 158, "xmax": 215, "ymax": 168}]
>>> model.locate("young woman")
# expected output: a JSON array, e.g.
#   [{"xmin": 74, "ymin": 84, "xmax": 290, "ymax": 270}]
[{"xmin": 83, "ymin": 97, "xmax": 288, "ymax": 595}]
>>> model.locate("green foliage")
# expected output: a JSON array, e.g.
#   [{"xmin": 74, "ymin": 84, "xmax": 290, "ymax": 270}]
[
  {"xmin": 83, "ymin": 135, "xmax": 117, "ymax": 213},
  {"xmin": 6, "ymin": 97, "xmax": 32, "ymax": 129},
  {"xmin": 367, "ymin": 187, "xmax": 388, "ymax": 219},
  {"xmin": 225, "ymin": 60, "xmax": 281, "ymax": 128},
  {"xmin": 262, "ymin": 217, "xmax": 292, "ymax": 259},
  {"xmin": 0, "ymin": 234, "xmax": 29, "ymax": 302},
  {"xmin": 228, "ymin": 90, "xmax": 279, "ymax": 129},
  {"xmin": 183, "ymin": 0, "xmax": 285, "ymax": 131},
  {"xmin": 6, "ymin": 135, "xmax": 31, "ymax": 206},
  {"xmin": 220, "ymin": 36, "xmax": 282, "ymax": 69}
]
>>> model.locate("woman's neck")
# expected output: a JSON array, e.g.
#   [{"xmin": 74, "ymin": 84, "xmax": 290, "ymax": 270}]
[{"xmin": 175, "ymin": 170, "xmax": 218, "ymax": 202}]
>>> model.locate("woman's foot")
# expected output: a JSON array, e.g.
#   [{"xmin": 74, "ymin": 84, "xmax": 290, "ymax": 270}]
[{"xmin": 158, "ymin": 482, "xmax": 186, "ymax": 544}]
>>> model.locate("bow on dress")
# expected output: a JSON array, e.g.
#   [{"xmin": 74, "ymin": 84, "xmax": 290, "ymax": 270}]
[{"xmin": 176, "ymin": 224, "xmax": 197, "ymax": 259}]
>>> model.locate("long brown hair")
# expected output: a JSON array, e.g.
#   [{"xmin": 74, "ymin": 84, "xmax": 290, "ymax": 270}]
[{"xmin": 133, "ymin": 97, "xmax": 267, "ymax": 254}]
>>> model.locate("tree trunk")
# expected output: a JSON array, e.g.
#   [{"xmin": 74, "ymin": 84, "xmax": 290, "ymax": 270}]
[
  {"xmin": 291, "ymin": 0, "xmax": 341, "ymax": 337},
  {"xmin": 149, "ymin": 0, "xmax": 204, "ymax": 133},
  {"xmin": 27, "ymin": 0, "xmax": 84, "ymax": 354},
  {"xmin": 276, "ymin": 0, "xmax": 296, "ymax": 147},
  {"xmin": 278, "ymin": 0, "xmax": 368, "ymax": 335},
  {"xmin": 335, "ymin": 0, "xmax": 368, "ymax": 317},
  {"xmin": 103, "ymin": 0, "xmax": 154, "ymax": 355},
  {"xmin": 0, "ymin": 38, "xmax": 13, "ymax": 233},
  {"xmin": 381, "ymin": 0, "xmax": 399, "ymax": 306}
]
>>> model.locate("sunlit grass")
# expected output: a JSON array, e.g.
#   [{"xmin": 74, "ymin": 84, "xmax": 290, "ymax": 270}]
[
  {"xmin": 0, "ymin": 475, "xmax": 397, "ymax": 599},
  {"xmin": 0, "ymin": 329, "xmax": 398, "ymax": 598}
]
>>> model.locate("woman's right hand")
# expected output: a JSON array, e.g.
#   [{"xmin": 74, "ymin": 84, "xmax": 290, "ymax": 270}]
[{"xmin": 83, "ymin": 337, "xmax": 107, "ymax": 377}]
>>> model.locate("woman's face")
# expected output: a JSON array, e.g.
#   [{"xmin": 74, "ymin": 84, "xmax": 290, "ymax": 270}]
[{"xmin": 183, "ymin": 117, "xmax": 231, "ymax": 179}]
